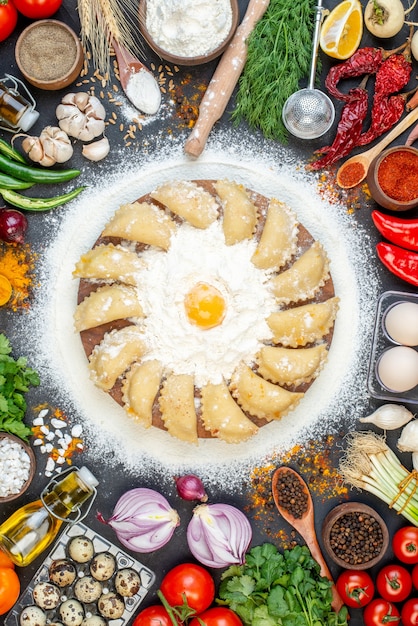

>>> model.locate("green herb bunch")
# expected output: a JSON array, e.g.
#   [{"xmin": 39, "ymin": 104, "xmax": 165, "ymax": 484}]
[
  {"xmin": 218, "ymin": 543, "xmax": 348, "ymax": 626},
  {"xmin": 0, "ymin": 333, "xmax": 40, "ymax": 441},
  {"xmin": 233, "ymin": 0, "xmax": 319, "ymax": 143}
]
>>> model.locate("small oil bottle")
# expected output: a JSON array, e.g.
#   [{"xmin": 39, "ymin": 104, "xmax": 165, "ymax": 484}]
[
  {"xmin": 0, "ymin": 466, "xmax": 98, "ymax": 567},
  {"xmin": 0, "ymin": 76, "xmax": 39, "ymax": 132}
]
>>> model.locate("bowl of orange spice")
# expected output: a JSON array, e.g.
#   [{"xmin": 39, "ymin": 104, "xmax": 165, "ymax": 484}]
[{"xmin": 366, "ymin": 146, "xmax": 418, "ymax": 211}]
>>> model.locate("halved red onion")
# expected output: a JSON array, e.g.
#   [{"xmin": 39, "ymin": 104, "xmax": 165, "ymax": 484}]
[
  {"xmin": 187, "ymin": 503, "xmax": 252, "ymax": 568},
  {"xmin": 98, "ymin": 487, "xmax": 180, "ymax": 553}
]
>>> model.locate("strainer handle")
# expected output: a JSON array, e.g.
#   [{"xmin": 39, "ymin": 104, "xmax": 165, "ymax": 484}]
[{"xmin": 308, "ymin": 0, "xmax": 324, "ymax": 90}]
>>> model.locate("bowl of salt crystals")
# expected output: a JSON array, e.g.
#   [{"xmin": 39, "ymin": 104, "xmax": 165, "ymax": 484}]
[
  {"xmin": 138, "ymin": 0, "xmax": 239, "ymax": 66},
  {"xmin": 0, "ymin": 433, "xmax": 35, "ymax": 502}
]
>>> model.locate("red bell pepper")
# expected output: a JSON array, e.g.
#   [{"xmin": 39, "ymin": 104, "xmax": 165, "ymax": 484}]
[
  {"xmin": 376, "ymin": 241, "xmax": 418, "ymax": 287},
  {"xmin": 372, "ymin": 211, "xmax": 418, "ymax": 252}
]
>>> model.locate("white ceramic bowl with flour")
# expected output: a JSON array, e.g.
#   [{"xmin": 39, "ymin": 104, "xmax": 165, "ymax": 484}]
[{"xmin": 138, "ymin": 0, "xmax": 239, "ymax": 66}]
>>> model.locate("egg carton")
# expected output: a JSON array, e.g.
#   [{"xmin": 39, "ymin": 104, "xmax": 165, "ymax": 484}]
[
  {"xmin": 5, "ymin": 521, "xmax": 156, "ymax": 626},
  {"xmin": 367, "ymin": 290, "xmax": 418, "ymax": 404}
]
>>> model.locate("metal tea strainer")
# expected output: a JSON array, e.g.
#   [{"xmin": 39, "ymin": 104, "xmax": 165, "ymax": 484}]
[{"xmin": 282, "ymin": 0, "xmax": 335, "ymax": 140}]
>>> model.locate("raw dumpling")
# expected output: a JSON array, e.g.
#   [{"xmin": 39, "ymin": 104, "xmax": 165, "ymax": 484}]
[
  {"xmin": 150, "ymin": 180, "xmax": 219, "ymax": 229},
  {"xmin": 251, "ymin": 199, "xmax": 298, "ymax": 270},
  {"xmin": 102, "ymin": 202, "xmax": 176, "ymax": 250},
  {"xmin": 267, "ymin": 297, "xmax": 340, "ymax": 347},
  {"xmin": 73, "ymin": 244, "xmax": 144, "ymax": 285},
  {"xmin": 270, "ymin": 241, "xmax": 330, "ymax": 304},
  {"xmin": 159, "ymin": 373, "xmax": 198, "ymax": 443},
  {"xmin": 214, "ymin": 179, "xmax": 257, "ymax": 245},
  {"xmin": 122, "ymin": 360, "xmax": 162, "ymax": 427},
  {"xmin": 257, "ymin": 344, "xmax": 328, "ymax": 386},
  {"xmin": 88, "ymin": 326, "xmax": 147, "ymax": 390},
  {"xmin": 230, "ymin": 362, "xmax": 304, "ymax": 420},
  {"xmin": 200, "ymin": 381, "xmax": 258, "ymax": 443},
  {"xmin": 74, "ymin": 284, "xmax": 143, "ymax": 332}
]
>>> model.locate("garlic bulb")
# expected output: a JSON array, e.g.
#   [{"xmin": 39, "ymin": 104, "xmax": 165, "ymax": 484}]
[
  {"xmin": 359, "ymin": 404, "xmax": 415, "ymax": 430},
  {"xmin": 398, "ymin": 420, "xmax": 418, "ymax": 452},
  {"xmin": 82, "ymin": 137, "xmax": 110, "ymax": 161},
  {"xmin": 413, "ymin": 452, "xmax": 418, "ymax": 471},
  {"xmin": 56, "ymin": 92, "xmax": 106, "ymax": 141},
  {"xmin": 22, "ymin": 126, "xmax": 73, "ymax": 166}
]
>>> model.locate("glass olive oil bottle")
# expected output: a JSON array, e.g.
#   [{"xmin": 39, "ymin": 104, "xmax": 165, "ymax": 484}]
[{"xmin": 0, "ymin": 466, "xmax": 98, "ymax": 566}]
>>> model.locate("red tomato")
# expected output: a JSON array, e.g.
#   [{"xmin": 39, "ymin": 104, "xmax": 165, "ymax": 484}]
[
  {"xmin": 402, "ymin": 598, "xmax": 418, "ymax": 626},
  {"xmin": 189, "ymin": 607, "xmax": 243, "ymax": 626},
  {"xmin": 132, "ymin": 605, "xmax": 174, "ymax": 626},
  {"xmin": 412, "ymin": 564, "xmax": 418, "ymax": 590},
  {"xmin": 376, "ymin": 564, "xmax": 412, "ymax": 603},
  {"xmin": 336, "ymin": 570, "xmax": 374, "ymax": 608},
  {"xmin": 12, "ymin": 0, "xmax": 62, "ymax": 18},
  {"xmin": 392, "ymin": 527, "xmax": 418, "ymax": 564},
  {"xmin": 363, "ymin": 599, "xmax": 400, "ymax": 626},
  {"xmin": 0, "ymin": 0, "xmax": 18, "ymax": 42},
  {"xmin": 160, "ymin": 563, "xmax": 215, "ymax": 614}
]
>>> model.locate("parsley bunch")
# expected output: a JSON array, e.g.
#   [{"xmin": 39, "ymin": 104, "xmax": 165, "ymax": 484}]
[
  {"xmin": 218, "ymin": 543, "xmax": 348, "ymax": 626},
  {"xmin": 0, "ymin": 333, "xmax": 40, "ymax": 441}
]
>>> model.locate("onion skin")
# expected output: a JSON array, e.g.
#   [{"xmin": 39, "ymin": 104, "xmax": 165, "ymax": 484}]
[
  {"xmin": 175, "ymin": 474, "xmax": 208, "ymax": 502},
  {"xmin": 99, "ymin": 487, "xmax": 180, "ymax": 553},
  {"xmin": 0, "ymin": 207, "xmax": 28, "ymax": 243},
  {"xmin": 187, "ymin": 503, "xmax": 252, "ymax": 568}
]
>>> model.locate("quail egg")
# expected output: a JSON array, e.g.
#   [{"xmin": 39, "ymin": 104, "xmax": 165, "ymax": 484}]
[
  {"xmin": 89, "ymin": 552, "xmax": 116, "ymax": 581},
  {"xmin": 97, "ymin": 592, "xmax": 125, "ymax": 619},
  {"xmin": 74, "ymin": 576, "xmax": 103, "ymax": 603},
  {"xmin": 33, "ymin": 581, "xmax": 61, "ymax": 610},
  {"xmin": 81, "ymin": 618, "xmax": 107, "ymax": 626},
  {"xmin": 49, "ymin": 559, "xmax": 77, "ymax": 587},
  {"xmin": 59, "ymin": 599, "xmax": 85, "ymax": 626},
  {"xmin": 20, "ymin": 605, "xmax": 47, "ymax": 626},
  {"xmin": 68, "ymin": 536, "xmax": 95, "ymax": 563},
  {"xmin": 114, "ymin": 568, "xmax": 141, "ymax": 597}
]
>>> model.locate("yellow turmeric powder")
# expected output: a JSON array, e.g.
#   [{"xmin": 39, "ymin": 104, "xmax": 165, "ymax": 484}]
[{"xmin": 0, "ymin": 242, "xmax": 38, "ymax": 311}]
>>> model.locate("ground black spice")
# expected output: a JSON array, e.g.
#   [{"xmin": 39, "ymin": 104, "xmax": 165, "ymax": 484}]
[{"xmin": 18, "ymin": 24, "xmax": 78, "ymax": 81}]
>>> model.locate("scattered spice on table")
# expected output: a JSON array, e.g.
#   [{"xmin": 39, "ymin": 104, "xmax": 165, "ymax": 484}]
[
  {"xmin": 32, "ymin": 404, "xmax": 84, "ymax": 477},
  {"xmin": 377, "ymin": 149, "xmax": 418, "ymax": 202},
  {"xmin": 0, "ymin": 242, "xmax": 38, "ymax": 311},
  {"xmin": 315, "ymin": 166, "xmax": 368, "ymax": 212},
  {"xmin": 328, "ymin": 510, "xmax": 385, "ymax": 566}
]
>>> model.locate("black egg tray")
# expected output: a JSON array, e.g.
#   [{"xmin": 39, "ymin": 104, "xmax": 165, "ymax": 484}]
[
  {"xmin": 367, "ymin": 290, "xmax": 418, "ymax": 404},
  {"xmin": 5, "ymin": 521, "xmax": 156, "ymax": 626}
]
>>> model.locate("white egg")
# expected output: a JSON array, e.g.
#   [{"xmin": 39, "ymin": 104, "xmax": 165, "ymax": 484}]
[
  {"xmin": 377, "ymin": 346, "xmax": 418, "ymax": 392},
  {"xmin": 384, "ymin": 301, "xmax": 418, "ymax": 346}
]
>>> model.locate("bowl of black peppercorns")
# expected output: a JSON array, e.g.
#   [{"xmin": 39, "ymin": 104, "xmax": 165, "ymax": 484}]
[{"xmin": 322, "ymin": 502, "xmax": 389, "ymax": 570}]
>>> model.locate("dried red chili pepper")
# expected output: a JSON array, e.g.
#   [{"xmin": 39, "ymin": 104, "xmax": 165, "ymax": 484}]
[
  {"xmin": 376, "ymin": 241, "xmax": 418, "ymax": 287},
  {"xmin": 357, "ymin": 50, "xmax": 412, "ymax": 146},
  {"xmin": 372, "ymin": 211, "xmax": 418, "ymax": 252},
  {"xmin": 309, "ymin": 85, "xmax": 368, "ymax": 170}
]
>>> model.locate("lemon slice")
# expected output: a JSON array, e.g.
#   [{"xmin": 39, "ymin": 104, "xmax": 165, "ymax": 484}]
[
  {"xmin": 0, "ymin": 274, "xmax": 12, "ymax": 306},
  {"xmin": 320, "ymin": 0, "xmax": 363, "ymax": 60}
]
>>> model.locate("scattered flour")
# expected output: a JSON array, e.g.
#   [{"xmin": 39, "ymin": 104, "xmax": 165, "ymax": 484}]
[{"xmin": 16, "ymin": 127, "xmax": 381, "ymax": 492}]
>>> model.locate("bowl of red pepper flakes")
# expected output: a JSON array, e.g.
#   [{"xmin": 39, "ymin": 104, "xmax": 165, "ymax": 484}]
[{"xmin": 367, "ymin": 146, "xmax": 418, "ymax": 211}]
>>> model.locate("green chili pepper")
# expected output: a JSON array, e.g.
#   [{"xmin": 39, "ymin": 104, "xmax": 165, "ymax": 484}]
[
  {"xmin": 0, "ymin": 173, "xmax": 33, "ymax": 190},
  {"xmin": 0, "ymin": 153, "xmax": 80, "ymax": 184},
  {"xmin": 0, "ymin": 138, "xmax": 27, "ymax": 164},
  {"xmin": 0, "ymin": 186, "xmax": 86, "ymax": 211}
]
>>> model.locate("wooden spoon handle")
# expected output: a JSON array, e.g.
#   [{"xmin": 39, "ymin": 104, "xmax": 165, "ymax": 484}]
[
  {"xmin": 184, "ymin": 0, "xmax": 270, "ymax": 158},
  {"xmin": 364, "ymin": 106, "xmax": 418, "ymax": 164},
  {"xmin": 303, "ymin": 533, "xmax": 345, "ymax": 614}
]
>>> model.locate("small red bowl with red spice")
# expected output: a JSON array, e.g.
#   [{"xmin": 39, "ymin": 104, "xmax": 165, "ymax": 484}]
[{"xmin": 367, "ymin": 146, "xmax": 418, "ymax": 211}]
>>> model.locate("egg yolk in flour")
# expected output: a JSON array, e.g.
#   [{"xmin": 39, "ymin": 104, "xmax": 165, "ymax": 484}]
[{"xmin": 184, "ymin": 282, "xmax": 226, "ymax": 329}]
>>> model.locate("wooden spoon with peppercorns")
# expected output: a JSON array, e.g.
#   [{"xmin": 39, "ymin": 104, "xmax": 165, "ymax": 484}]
[{"xmin": 272, "ymin": 467, "xmax": 345, "ymax": 615}]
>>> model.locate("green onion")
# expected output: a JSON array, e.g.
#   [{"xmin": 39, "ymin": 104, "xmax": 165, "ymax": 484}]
[{"xmin": 340, "ymin": 431, "xmax": 418, "ymax": 526}]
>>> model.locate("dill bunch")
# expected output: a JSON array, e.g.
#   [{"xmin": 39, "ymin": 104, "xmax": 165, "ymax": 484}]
[{"xmin": 233, "ymin": 0, "xmax": 320, "ymax": 144}]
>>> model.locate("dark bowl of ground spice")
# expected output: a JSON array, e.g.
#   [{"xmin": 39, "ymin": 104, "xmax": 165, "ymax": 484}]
[
  {"xmin": 15, "ymin": 20, "xmax": 84, "ymax": 91},
  {"xmin": 322, "ymin": 501, "xmax": 389, "ymax": 569},
  {"xmin": 367, "ymin": 146, "xmax": 418, "ymax": 212}
]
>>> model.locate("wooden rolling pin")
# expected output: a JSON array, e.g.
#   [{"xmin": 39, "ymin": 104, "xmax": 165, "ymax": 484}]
[{"xmin": 184, "ymin": 0, "xmax": 271, "ymax": 158}]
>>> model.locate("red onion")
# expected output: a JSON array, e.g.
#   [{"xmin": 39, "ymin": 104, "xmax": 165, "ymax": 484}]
[
  {"xmin": 0, "ymin": 208, "xmax": 28, "ymax": 243},
  {"xmin": 98, "ymin": 487, "xmax": 180, "ymax": 553},
  {"xmin": 175, "ymin": 474, "xmax": 208, "ymax": 502},
  {"xmin": 187, "ymin": 503, "xmax": 252, "ymax": 568}
]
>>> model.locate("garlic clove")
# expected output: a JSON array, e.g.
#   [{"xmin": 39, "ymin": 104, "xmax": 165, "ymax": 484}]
[
  {"xmin": 82, "ymin": 137, "xmax": 110, "ymax": 162},
  {"xmin": 359, "ymin": 404, "xmax": 415, "ymax": 430},
  {"xmin": 397, "ymin": 420, "xmax": 418, "ymax": 452}
]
